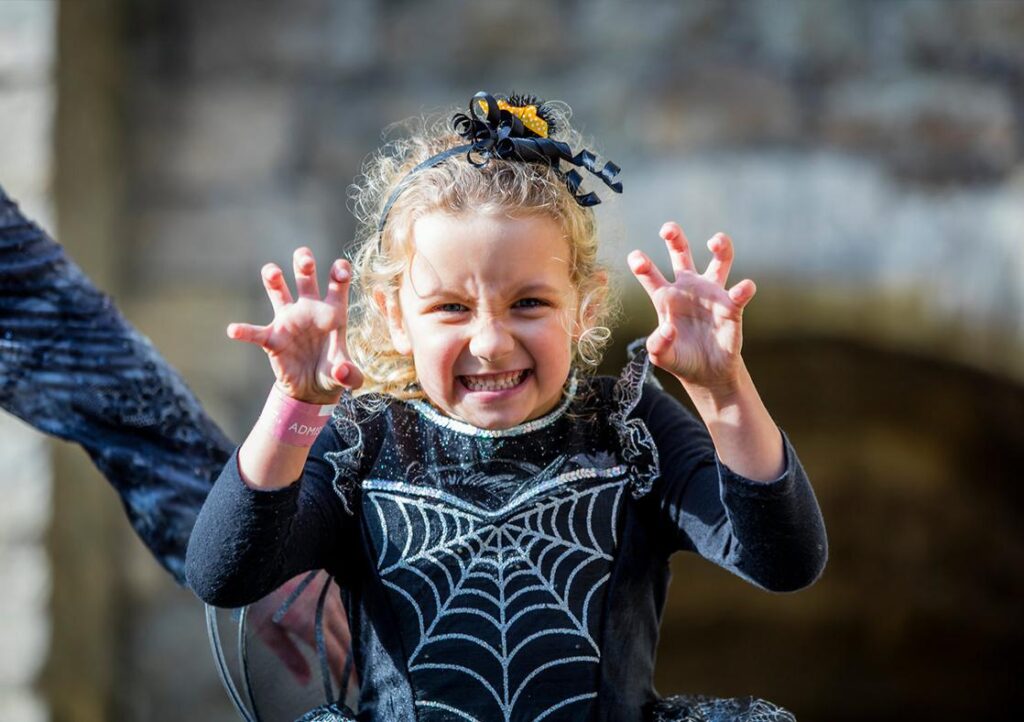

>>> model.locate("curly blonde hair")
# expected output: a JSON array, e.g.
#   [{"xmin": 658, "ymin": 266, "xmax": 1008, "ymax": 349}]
[{"xmin": 346, "ymin": 101, "xmax": 618, "ymax": 400}]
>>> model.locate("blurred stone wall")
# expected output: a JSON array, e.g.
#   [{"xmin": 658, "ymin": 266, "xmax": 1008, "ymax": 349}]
[
  {"xmin": 0, "ymin": 3, "xmax": 56, "ymax": 722},
  {"xmin": 9, "ymin": 0, "xmax": 1022, "ymax": 720}
]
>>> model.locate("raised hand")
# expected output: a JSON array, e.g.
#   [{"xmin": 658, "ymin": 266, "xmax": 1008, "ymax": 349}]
[
  {"xmin": 628, "ymin": 222, "xmax": 757, "ymax": 392},
  {"xmin": 228, "ymin": 247, "xmax": 364, "ymax": 404}
]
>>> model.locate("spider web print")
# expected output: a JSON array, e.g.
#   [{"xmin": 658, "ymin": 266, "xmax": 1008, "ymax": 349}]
[{"xmin": 364, "ymin": 466, "xmax": 630, "ymax": 722}]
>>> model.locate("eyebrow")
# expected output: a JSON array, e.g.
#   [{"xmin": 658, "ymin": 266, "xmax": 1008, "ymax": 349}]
[{"xmin": 415, "ymin": 282, "xmax": 564, "ymax": 301}]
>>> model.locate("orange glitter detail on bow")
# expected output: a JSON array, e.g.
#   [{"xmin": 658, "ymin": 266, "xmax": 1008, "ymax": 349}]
[{"xmin": 477, "ymin": 98, "xmax": 549, "ymax": 138}]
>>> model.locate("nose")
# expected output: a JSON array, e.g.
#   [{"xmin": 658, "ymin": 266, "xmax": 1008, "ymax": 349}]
[{"xmin": 469, "ymin": 316, "xmax": 515, "ymax": 362}]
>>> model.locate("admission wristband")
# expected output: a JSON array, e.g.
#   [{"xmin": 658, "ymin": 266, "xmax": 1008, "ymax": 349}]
[{"xmin": 259, "ymin": 385, "xmax": 337, "ymax": 447}]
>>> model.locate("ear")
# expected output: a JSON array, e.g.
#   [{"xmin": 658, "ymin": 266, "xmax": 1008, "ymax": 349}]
[{"xmin": 375, "ymin": 288, "xmax": 412, "ymax": 356}]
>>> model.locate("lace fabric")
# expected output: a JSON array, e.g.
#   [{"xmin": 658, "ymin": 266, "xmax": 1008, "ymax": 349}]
[{"xmin": 648, "ymin": 695, "xmax": 797, "ymax": 722}]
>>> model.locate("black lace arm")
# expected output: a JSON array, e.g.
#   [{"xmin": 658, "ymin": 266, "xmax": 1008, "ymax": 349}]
[{"xmin": 0, "ymin": 184, "xmax": 233, "ymax": 583}]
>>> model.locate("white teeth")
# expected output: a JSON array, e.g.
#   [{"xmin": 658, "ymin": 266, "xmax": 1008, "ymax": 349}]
[{"xmin": 461, "ymin": 370, "xmax": 526, "ymax": 391}]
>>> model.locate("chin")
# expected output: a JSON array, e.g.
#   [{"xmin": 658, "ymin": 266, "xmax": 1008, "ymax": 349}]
[{"xmin": 464, "ymin": 410, "xmax": 525, "ymax": 431}]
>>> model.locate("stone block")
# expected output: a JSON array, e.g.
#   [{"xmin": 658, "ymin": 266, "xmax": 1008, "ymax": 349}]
[
  {"xmin": 617, "ymin": 149, "xmax": 1024, "ymax": 377},
  {"xmin": 0, "ymin": 86, "xmax": 54, "ymax": 195},
  {"xmin": 123, "ymin": 289, "xmax": 266, "ymax": 424},
  {"xmin": 188, "ymin": 0, "xmax": 377, "ymax": 77},
  {"xmin": 742, "ymin": 0, "xmax": 870, "ymax": 74},
  {"xmin": 822, "ymin": 75, "xmax": 1018, "ymax": 182},
  {"xmin": 577, "ymin": 0, "xmax": 723, "ymax": 56},
  {"xmin": 902, "ymin": 0, "xmax": 1024, "ymax": 68},
  {"xmin": 131, "ymin": 82, "xmax": 292, "ymax": 191},
  {"xmin": 630, "ymin": 64, "xmax": 801, "ymax": 152},
  {"xmin": 0, "ymin": 0, "xmax": 55, "ymax": 82},
  {"xmin": 129, "ymin": 187, "xmax": 338, "ymax": 289},
  {"xmin": 0, "ymin": 545, "xmax": 50, "ymax": 685},
  {"xmin": 0, "ymin": 692, "xmax": 47, "ymax": 722},
  {"xmin": 0, "ymin": 415, "xmax": 51, "ymax": 544}
]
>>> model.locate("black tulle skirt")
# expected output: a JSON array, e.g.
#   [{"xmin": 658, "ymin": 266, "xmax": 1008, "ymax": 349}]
[{"xmin": 292, "ymin": 695, "xmax": 797, "ymax": 722}]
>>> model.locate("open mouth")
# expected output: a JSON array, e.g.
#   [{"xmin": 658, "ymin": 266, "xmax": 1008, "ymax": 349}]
[{"xmin": 459, "ymin": 369, "xmax": 531, "ymax": 392}]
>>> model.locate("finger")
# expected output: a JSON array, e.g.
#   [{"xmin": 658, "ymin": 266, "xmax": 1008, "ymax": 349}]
[
  {"xmin": 728, "ymin": 279, "xmax": 757, "ymax": 309},
  {"xmin": 293, "ymin": 247, "xmax": 320, "ymax": 299},
  {"xmin": 660, "ymin": 221, "xmax": 697, "ymax": 278},
  {"xmin": 332, "ymin": 360, "xmax": 364, "ymax": 390},
  {"xmin": 703, "ymin": 232, "xmax": 734, "ymax": 287},
  {"xmin": 262, "ymin": 263, "xmax": 293, "ymax": 312},
  {"xmin": 645, "ymin": 321, "xmax": 676, "ymax": 362},
  {"xmin": 627, "ymin": 250, "xmax": 670, "ymax": 302},
  {"xmin": 322, "ymin": 626, "xmax": 349, "ymax": 683},
  {"xmin": 227, "ymin": 322, "xmax": 272, "ymax": 347},
  {"xmin": 323, "ymin": 259, "xmax": 352, "ymax": 322},
  {"xmin": 258, "ymin": 623, "xmax": 311, "ymax": 685}
]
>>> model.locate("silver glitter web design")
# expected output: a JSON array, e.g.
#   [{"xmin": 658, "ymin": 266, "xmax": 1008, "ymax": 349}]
[{"xmin": 363, "ymin": 466, "xmax": 629, "ymax": 722}]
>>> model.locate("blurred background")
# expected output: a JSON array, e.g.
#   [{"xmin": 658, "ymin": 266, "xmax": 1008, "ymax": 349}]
[{"xmin": 1, "ymin": 0, "xmax": 1022, "ymax": 720}]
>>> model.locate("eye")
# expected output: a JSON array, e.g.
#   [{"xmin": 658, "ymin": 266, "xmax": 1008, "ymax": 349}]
[
  {"xmin": 433, "ymin": 302, "xmax": 468, "ymax": 313},
  {"xmin": 513, "ymin": 298, "xmax": 549, "ymax": 309}
]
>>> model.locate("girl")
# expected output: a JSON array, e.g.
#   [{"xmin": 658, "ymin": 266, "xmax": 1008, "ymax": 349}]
[{"xmin": 185, "ymin": 92, "xmax": 827, "ymax": 722}]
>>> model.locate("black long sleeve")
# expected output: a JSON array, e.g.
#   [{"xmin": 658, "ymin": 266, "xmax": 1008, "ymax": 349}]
[
  {"xmin": 635, "ymin": 383, "xmax": 828, "ymax": 592},
  {"xmin": 0, "ymin": 184, "xmax": 233, "ymax": 583},
  {"xmin": 185, "ymin": 419, "xmax": 360, "ymax": 607}
]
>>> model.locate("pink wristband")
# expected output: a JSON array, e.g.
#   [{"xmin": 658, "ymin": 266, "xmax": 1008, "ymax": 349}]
[{"xmin": 259, "ymin": 385, "xmax": 337, "ymax": 447}]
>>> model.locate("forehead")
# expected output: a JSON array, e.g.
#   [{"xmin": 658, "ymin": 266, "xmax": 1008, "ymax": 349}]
[{"xmin": 406, "ymin": 212, "xmax": 573, "ymax": 295}]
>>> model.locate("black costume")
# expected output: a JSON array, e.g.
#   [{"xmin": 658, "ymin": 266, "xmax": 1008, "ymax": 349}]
[
  {"xmin": 1, "ymin": 182, "xmax": 827, "ymax": 721},
  {"xmin": 187, "ymin": 350, "xmax": 827, "ymax": 722}
]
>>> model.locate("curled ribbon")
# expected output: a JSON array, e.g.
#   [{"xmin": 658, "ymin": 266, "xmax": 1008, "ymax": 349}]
[
  {"xmin": 452, "ymin": 91, "xmax": 623, "ymax": 208},
  {"xmin": 378, "ymin": 91, "xmax": 623, "ymax": 233}
]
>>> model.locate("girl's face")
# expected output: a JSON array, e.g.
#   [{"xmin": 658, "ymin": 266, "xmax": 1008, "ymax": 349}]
[{"xmin": 386, "ymin": 211, "xmax": 578, "ymax": 430}]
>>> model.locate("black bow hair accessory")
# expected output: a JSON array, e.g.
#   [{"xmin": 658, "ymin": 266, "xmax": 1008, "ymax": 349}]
[{"xmin": 377, "ymin": 91, "xmax": 623, "ymax": 233}]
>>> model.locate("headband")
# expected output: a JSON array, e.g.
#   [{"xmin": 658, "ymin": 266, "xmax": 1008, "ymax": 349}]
[{"xmin": 377, "ymin": 91, "xmax": 623, "ymax": 234}]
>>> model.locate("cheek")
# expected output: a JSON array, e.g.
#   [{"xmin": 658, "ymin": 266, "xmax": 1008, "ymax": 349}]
[
  {"xmin": 529, "ymin": 319, "xmax": 574, "ymax": 366},
  {"xmin": 411, "ymin": 328, "xmax": 465, "ymax": 382}
]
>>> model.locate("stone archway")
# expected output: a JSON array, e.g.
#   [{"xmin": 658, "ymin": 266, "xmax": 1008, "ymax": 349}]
[{"xmin": 632, "ymin": 333, "xmax": 1024, "ymax": 721}]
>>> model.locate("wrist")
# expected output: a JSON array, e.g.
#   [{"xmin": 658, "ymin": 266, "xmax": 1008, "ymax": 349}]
[
  {"xmin": 273, "ymin": 381, "xmax": 342, "ymax": 407},
  {"xmin": 259, "ymin": 385, "xmax": 338, "ymax": 447},
  {"xmin": 676, "ymin": 362, "xmax": 749, "ymax": 412}
]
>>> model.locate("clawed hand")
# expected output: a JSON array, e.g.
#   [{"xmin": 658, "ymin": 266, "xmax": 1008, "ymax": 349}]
[
  {"xmin": 628, "ymin": 222, "xmax": 756, "ymax": 391},
  {"xmin": 227, "ymin": 247, "xmax": 364, "ymax": 404}
]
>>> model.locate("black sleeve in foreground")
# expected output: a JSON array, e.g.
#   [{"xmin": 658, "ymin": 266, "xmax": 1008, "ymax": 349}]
[
  {"xmin": 0, "ymin": 184, "xmax": 234, "ymax": 584},
  {"xmin": 185, "ymin": 424, "xmax": 356, "ymax": 608},
  {"xmin": 636, "ymin": 383, "xmax": 828, "ymax": 593}
]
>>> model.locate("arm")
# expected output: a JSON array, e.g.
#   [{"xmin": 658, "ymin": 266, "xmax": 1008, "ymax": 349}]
[
  {"xmin": 628, "ymin": 221, "xmax": 826, "ymax": 589},
  {"xmin": 0, "ymin": 183, "xmax": 233, "ymax": 583},
  {"xmin": 628, "ymin": 222, "xmax": 782, "ymax": 481},
  {"xmin": 185, "ymin": 423, "xmax": 355, "ymax": 607},
  {"xmin": 1, "ymin": 185, "xmax": 358, "ymax": 677},
  {"xmin": 185, "ymin": 247, "xmax": 365, "ymax": 605},
  {"xmin": 637, "ymin": 382, "xmax": 827, "ymax": 592}
]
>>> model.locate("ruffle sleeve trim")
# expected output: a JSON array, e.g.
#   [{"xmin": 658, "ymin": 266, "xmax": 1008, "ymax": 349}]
[{"xmin": 610, "ymin": 340, "xmax": 662, "ymax": 499}]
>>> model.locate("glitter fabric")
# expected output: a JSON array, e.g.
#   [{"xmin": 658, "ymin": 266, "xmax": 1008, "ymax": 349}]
[
  {"xmin": 187, "ymin": 349, "xmax": 827, "ymax": 721},
  {"xmin": 2, "ymin": 182, "xmax": 821, "ymax": 721},
  {"xmin": 406, "ymin": 373, "xmax": 579, "ymax": 438}
]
